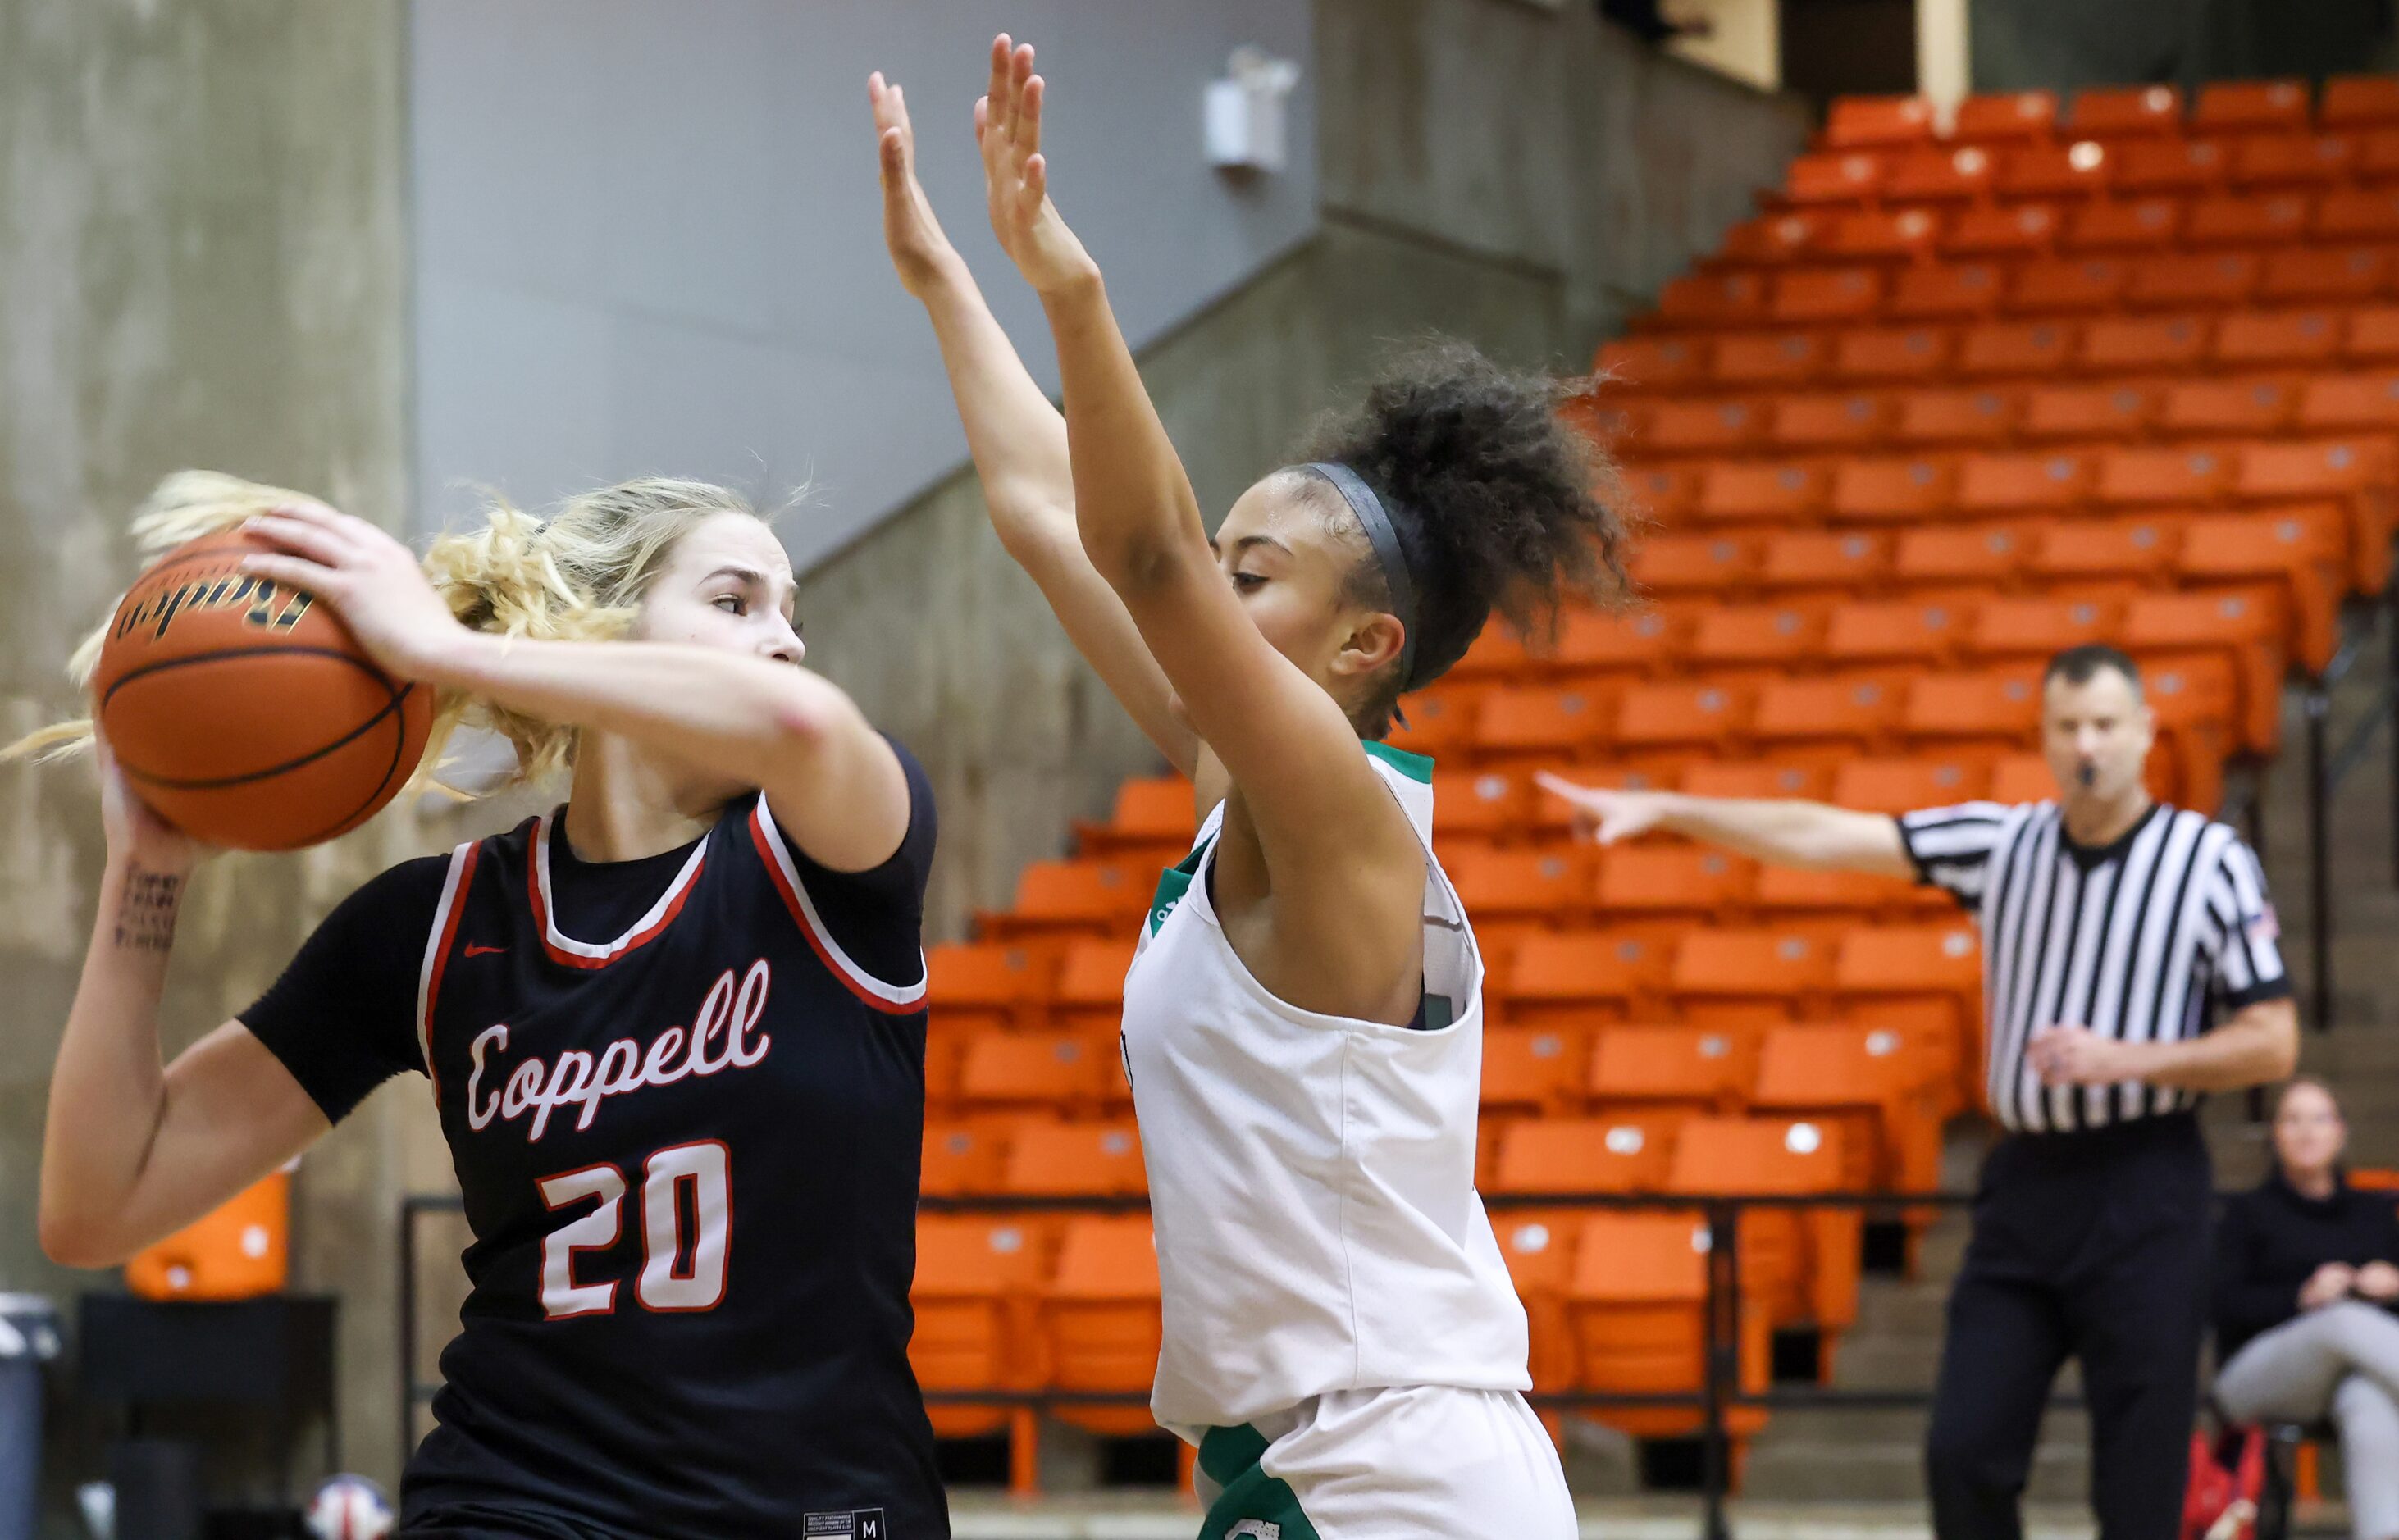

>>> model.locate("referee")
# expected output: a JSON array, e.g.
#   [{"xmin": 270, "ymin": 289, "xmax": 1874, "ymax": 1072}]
[{"xmin": 1542, "ymin": 645, "xmax": 2298, "ymax": 1540}]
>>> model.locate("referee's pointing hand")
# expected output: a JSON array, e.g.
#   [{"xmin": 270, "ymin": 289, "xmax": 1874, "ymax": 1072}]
[{"xmin": 2026, "ymin": 1024, "xmax": 2128, "ymax": 1087}]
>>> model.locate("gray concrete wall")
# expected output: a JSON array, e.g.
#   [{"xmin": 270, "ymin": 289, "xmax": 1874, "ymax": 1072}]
[
  {"xmin": 800, "ymin": 1, "xmax": 1810, "ymax": 939},
  {"xmin": 410, "ymin": 0, "xmax": 1318, "ymax": 567},
  {"xmin": 0, "ymin": 0, "xmax": 422, "ymax": 1506}
]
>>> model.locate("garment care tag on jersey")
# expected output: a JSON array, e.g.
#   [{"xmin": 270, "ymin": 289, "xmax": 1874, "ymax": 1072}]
[{"xmin": 805, "ymin": 1510, "xmax": 886, "ymax": 1539}]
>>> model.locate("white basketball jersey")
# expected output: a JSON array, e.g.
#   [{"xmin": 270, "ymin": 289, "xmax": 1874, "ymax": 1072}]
[{"xmin": 1120, "ymin": 743, "xmax": 1531, "ymax": 1434}]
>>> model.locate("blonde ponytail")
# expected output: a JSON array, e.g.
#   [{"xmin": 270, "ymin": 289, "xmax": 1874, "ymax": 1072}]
[{"xmin": 6, "ymin": 472, "xmax": 764, "ymax": 799}]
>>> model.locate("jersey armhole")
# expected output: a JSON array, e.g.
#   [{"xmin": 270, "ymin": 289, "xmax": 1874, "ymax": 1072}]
[
  {"xmin": 415, "ymin": 841, "xmax": 482, "ymax": 1105},
  {"xmin": 747, "ymin": 797, "xmax": 929, "ymax": 1015}
]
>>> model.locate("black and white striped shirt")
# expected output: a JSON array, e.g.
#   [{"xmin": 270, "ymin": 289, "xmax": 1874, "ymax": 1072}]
[{"xmin": 1898, "ymin": 801, "xmax": 2291, "ymax": 1134}]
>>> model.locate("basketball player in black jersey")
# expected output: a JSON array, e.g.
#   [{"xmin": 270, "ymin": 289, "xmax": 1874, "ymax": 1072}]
[{"xmin": 35, "ymin": 476, "xmax": 946, "ymax": 1539}]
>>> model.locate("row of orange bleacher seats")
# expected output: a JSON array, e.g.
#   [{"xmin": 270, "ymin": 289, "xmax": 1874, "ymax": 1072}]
[
  {"xmin": 1653, "ymin": 257, "xmax": 2399, "ymax": 329},
  {"xmin": 1817, "ymin": 80, "xmax": 2399, "ymax": 154},
  {"xmin": 1601, "ymin": 372, "xmax": 2399, "ymax": 454},
  {"xmin": 1779, "ymin": 141, "xmax": 2399, "ymax": 211},
  {"xmin": 924, "ymin": 1021, "xmax": 1948, "ymax": 1195},
  {"xmin": 1722, "ymin": 201, "xmax": 2399, "ymax": 269},
  {"xmin": 1608, "ymin": 312, "xmax": 2399, "ymax": 385},
  {"xmin": 910, "ymin": 1115, "xmax": 1869, "ymax": 1462}
]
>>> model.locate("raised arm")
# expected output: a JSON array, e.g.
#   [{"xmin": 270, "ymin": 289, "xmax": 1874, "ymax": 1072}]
[
  {"xmin": 974, "ymin": 39, "xmax": 1401, "ymax": 873},
  {"xmin": 239, "ymin": 504, "xmax": 908, "ymax": 871},
  {"xmin": 40, "ymin": 745, "xmax": 327, "ymax": 1267},
  {"xmin": 869, "ymin": 65, "xmax": 1196, "ymax": 779},
  {"xmin": 1536, "ymin": 773, "xmax": 1914, "ymax": 877}
]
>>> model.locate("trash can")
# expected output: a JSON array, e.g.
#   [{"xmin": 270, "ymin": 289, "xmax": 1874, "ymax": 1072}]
[{"xmin": 0, "ymin": 1295, "xmax": 62, "ymax": 1540}]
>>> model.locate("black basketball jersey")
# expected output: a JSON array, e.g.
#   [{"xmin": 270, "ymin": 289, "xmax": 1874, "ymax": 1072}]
[{"xmin": 392, "ymin": 788, "xmax": 944, "ymax": 1538}]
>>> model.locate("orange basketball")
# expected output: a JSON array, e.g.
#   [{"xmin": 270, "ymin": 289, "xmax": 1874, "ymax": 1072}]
[{"xmin": 92, "ymin": 529, "xmax": 433, "ymax": 851}]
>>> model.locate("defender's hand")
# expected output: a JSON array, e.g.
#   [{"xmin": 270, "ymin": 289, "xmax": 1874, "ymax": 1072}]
[
  {"xmin": 977, "ymin": 35, "xmax": 1098, "ymax": 298},
  {"xmin": 869, "ymin": 71, "xmax": 960, "ymax": 298}
]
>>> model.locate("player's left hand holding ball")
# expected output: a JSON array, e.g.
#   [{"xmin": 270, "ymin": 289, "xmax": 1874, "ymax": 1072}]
[{"xmin": 239, "ymin": 503, "xmax": 467, "ymax": 683}]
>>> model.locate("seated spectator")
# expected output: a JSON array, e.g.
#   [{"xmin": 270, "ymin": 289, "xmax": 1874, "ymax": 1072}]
[{"xmin": 2214, "ymin": 1077, "xmax": 2399, "ymax": 1540}]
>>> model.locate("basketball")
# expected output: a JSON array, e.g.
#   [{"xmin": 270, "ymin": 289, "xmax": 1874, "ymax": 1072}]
[{"xmin": 91, "ymin": 528, "xmax": 432, "ymax": 851}]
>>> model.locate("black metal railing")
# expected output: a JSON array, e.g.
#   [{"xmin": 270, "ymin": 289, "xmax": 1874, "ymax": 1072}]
[{"xmin": 404, "ymin": 1188, "xmax": 2016, "ymax": 1539}]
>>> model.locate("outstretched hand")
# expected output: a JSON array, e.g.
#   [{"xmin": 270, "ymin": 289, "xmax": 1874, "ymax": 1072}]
[
  {"xmin": 977, "ymin": 34, "xmax": 1098, "ymax": 298},
  {"xmin": 869, "ymin": 71, "xmax": 959, "ymax": 297},
  {"xmin": 1534, "ymin": 772, "xmax": 1671, "ymax": 845}
]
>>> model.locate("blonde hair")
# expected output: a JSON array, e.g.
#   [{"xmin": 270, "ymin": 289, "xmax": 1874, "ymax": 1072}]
[{"xmin": 4, "ymin": 471, "xmax": 764, "ymax": 794}]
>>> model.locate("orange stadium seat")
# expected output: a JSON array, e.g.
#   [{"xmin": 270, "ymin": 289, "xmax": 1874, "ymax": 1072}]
[
  {"xmin": 1719, "ymin": 211, "xmax": 1831, "ymax": 267},
  {"xmin": 2062, "ymin": 198, "xmax": 2183, "ymax": 253},
  {"xmin": 2123, "ymin": 588, "xmax": 2289, "ymax": 752},
  {"xmin": 985, "ymin": 859, "xmax": 1151, "ymax": 940},
  {"xmin": 2324, "ymin": 75, "xmax": 2399, "ymax": 130},
  {"xmin": 1885, "ymin": 147, "xmax": 1995, "ymax": 203},
  {"xmin": 1473, "ymin": 685, "xmax": 1614, "ymax": 763},
  {"xmin": 2113, "ymin": 139, "xmax": 2229, "ymax": 196},
  {"xmin": 1905, "ymin": 667, "xmax": 2044, "ymax": 750},
  {"xmin": 1648, "ymin": 398, "xmax": 1767, "ymax": 455},
  {"xmin": 1450, "ymin": 846, "xmax": 1595, "ymax": 927},
  {"xmin": 1668, "ymin": 1117, "xmax": 1860, "ymax": 1332},
  {"xmin": 1830, "ymin": 755, "xmax": 1989, "ymax": 814},
  {"xmin": 2071, "ymin": 84, "xmax": 2184, "ymax": 139},
  {"xmin": 921, "ymin": 1120, "xmax": 1016, "ymax": 1197},
  {"xmin": 1831, "ymin": 456, "xmax": 1959, "ymax": 522},
  {"xmin": 1565, "ymin": 1210, "xmax": 1770, "ymax": 1440},
  {"xmin": 1504, "ymin": 933, "xmax": 1675, "ymax": 1028},
  {"xmin": 1784, "ymin": 150, "xmax": 1888, "ymax": 207},
  {"xmin": 1483, "ymin": 1026, "xmax": 1591, "ymax": 1116},
  {"xmin": 2160, "ymin": 377, "xmax": 2299, "ymax": 436},
  {"xmin": 2228, "ymin": 136, "xmax": 2356, "ymax": 191},
  {"xmin": 2008, "ymin": 257, "xmax": 2132, "ymax": 315},
  {"xmin": 1690, "ymin": 604, "xmax": 1829, "ymax": 670},
  {"xmin": 1714, "ymin": 330, "xmax": 1828, "ymax": 389},
  {"xmin": 1955, "ymin": 90, "xmax": 2059, "ymax": 144},
  {"xmin": 1005, "ymin": 1121, "xmax": 1146, "ymax": 1197},
  {"xmin": 1042, "ymin": 1218, "xmax": 1164, "ymax": 1436},
  {"xmin": 2094, "ymin": 445, "xmax": 2233, "ymax": 508},
  {"xmin": 1824, "ymin": 598, "xmax": 1968, "ymax": 667},
  {"xmin": 1550, "ymin": 609, "xmax": 1685, "ymax": 678},
  {"xmin": 1075, "ymin": 777, "xmax": 1196, "ymax": 859},
  {"xmin": 1631, "ymin": 532, "xmax": 1758, "ymax": 595},
  {"xmin": 1995, "ymin": 143, "xmax": 2112, "ymax": 202},
  {"xmin": 1671, "ymin": 929, "xmax": 1836, "ymax": 1026},
  {"xmin": 1597, "ymin": 847, "xmax": 1757, "ymax": 923},
  {"xmin": 2177, "ymin": 508, "xmax": 2348, "ymax": 672},
  {"xmin": 2261, "ymin": 248, "xmax": 2390, "ymax": 304},
  {"xmin": 1822, "ymin": 94, "xmax": 1936, "ymax": 149},
  {"xmin": 1965, "ymin": 595, "xmax": 2122, "ymax": 663},
  {"xmin": 1696, "ymin": 461, "xmax": 1831, "ymax": 524},
  {"xmin": 1753, "ymin": 1024, "xmax": 1946, "ymax": 1192},
  {"xmin": 1751, "ymin": 677, "xmax": 1907, "ymax": 756},
  {"xmin": 1679, "ymin": 763, "xmax": 1827, "ymax": 801},
  {"xmin": 1890, "ymin": 263, "xmax": 2004, "ymax": 321},
  {"xmin": 1824, "ymin": 207, "xmax": 1945, "ymax": 262},
  {"xmin": 2080, "ymin": 313, "xmax": 2212, "ymax": 372},
  {"xmin": 929, "ymin": 942, "xmax": 1055, "ymax": 1033},
  {"xmin": 1753, "ymin": 864, "xmax": 1933, "ymax": 923},
  {"xmin": 1959, "ymin": 320, "xmax": 2079, "ymax": 378},
  {"xmin": 1944, "ymin": 203, "xmax": 2062, "ymax": 259},
  {"xmin": 2194, "ymin": 79, "xmax": 2310, "ymax": 135},
  {"xmin": 2316, "ymin": 189, "xmax": 2399, "ymax": 242},
  {"xmin": 2236, "ymin": 439, "xmax": 2397, "ymax": 590},
  {"xmin": 1772, "ymin": 267, "xmax": 1884, "ymax": 325},
  {"xmin": 1761, "ymin": 529, "xmax": 1894, "ymax": 590},
  {"xmin": 1772, "ymin": 392, "xmax": 1898, "ymax": 452},
  {"xmin": 1834, "ymin": 326, "xmax": 1956, "ymax": 385},
  {"xmin": 2126, "ymin": 252, "xmax": 2260, "ymax": 309},
  {"xmin": 1598, "ymin": 335, "xmax": 1708, "ymax": 390},
  {"xmin": 2019, "ymin": 383, "xmax": 2159, "ymax": 443},
  {"xmin": 1494, "ymin": 1114, "xmax": 1681, "ymax": 1195},
  {"xmin": 1653, "ymin": 271, "xmax": 1772, "ymax": 330},
  {"xmin": 960, "ymin": 1029, "xmax": 1115, "ymax": 1116},
  {"xmin": 1894, "ymin": 523, "xmax": 2032, "ymax": 589},
  {"xmin": 913, "ymin": 1214, "xmax": 1052, "ymax": 1436},
  {"xmin": 2295, "ymin": 371, "xmax": 2399, "ymax": 432},
  {"xmin": 1590, "ymin": 1023, "xmax": 1761, "ymax": 1115},
  {"xmin": 2184, "ymin": 194, "xmax": 2310, "ymax": 248},
  {"xmin": 2214, "ymin": 312, "xmax": 2343, "ymax": 369},
  {"xmin": 1892, "ymin": 387, "xmax": 2018, "ymax": 446},
  {"xmin": 1616, "ymin": 681, "xmax": 1748, "ymax": 758},
  {"xmin": 1051, "ymin": 938, "xmax": 1138, "ymax": 1033},
  {"xmin": 1431, "ymin": 769, "xmax": 1526, "ymax": 849},
  {"xmin": 1958, "ymin": 450, "xmax": 2092, "ymax": 513}
]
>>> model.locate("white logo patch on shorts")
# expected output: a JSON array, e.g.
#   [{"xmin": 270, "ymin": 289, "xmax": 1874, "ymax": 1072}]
[{"xmin": 1227, "ymin": 1523, "xmax": 1282, "ymax": 1539}]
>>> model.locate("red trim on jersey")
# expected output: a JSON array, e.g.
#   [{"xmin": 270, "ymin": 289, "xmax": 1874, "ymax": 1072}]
[
  {"xmin": 746, "ymin": 802, "xmax": 926, "ymax": 1015},
  {"xmin": 418, "ymin": 842, "xmax": 480, "ymax": 1105},
  {"xmin": 527, "ymin": 815, "xmax": 706, "ymax": 970}
]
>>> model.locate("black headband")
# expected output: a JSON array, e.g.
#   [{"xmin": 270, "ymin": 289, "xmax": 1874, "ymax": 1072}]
[{"xmin": 1298, "ymin": 462, "xmax": 1421, "ymax": 692}]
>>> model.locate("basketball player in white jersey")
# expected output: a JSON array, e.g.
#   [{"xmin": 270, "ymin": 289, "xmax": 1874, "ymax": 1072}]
[{"xmin": 871, "ymin": 42, "xmax": 1631, "ymax": 1537}]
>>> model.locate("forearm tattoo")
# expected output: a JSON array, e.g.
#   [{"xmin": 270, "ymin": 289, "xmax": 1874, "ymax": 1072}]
[{"xmin": 114, "ymin": 866, "xmax": 185, "ymax": 955}]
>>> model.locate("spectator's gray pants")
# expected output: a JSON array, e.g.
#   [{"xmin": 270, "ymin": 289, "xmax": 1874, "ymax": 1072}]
[{"xmin": 2216, "ymin": 1301, "xmax": 2399, "ymax": 1538}]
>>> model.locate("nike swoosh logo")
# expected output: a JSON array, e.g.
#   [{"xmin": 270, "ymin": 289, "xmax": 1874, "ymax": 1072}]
[{"xmin": 463, "ymin": 942, "xmax": 507, "ymax": 957}]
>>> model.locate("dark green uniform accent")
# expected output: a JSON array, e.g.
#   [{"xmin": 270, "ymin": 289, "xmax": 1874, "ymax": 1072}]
[{"xmin": 1195, "ymin": 1426, "xmax": 1320, "ymax": 1540}]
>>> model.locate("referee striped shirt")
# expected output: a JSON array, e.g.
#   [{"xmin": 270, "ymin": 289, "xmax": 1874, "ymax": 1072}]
[{"xmin": 1897, "ymin": 801, "xmax": 2291, "ymax": 1134}]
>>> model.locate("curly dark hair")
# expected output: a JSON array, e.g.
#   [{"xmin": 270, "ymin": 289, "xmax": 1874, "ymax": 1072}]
[{"xmin": 1291, "ymin": 338, "xmax": 1634, "ymax": 736}]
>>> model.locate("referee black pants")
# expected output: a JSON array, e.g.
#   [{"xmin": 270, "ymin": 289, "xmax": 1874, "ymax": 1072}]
[{"xmin": 1925, "ymin": 1112, "xmax": 2213, "ymax": 1540}]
